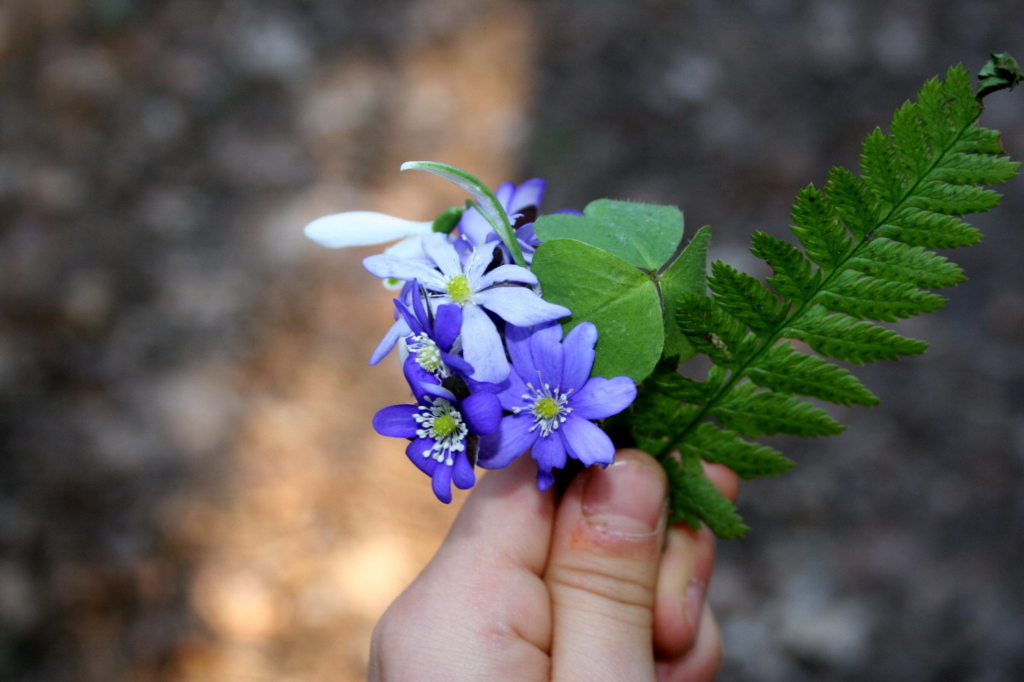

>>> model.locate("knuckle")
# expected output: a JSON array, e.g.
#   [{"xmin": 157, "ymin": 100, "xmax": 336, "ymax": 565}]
[{"xmin": 546, "ymin": 558, "xmax": 656, "ymax": 613}]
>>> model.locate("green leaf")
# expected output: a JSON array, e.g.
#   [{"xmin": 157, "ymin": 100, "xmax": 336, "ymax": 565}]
[
  {"xmin": 879, "ymin": 208, "xmax": 983, "ymax": 248},
  {"xmin": 790, "ymin": 184, "xmax": 851, "ymax": 271},
  {"xmin": 648, "ymin": 368, "xmax": 711, "ymax": 403},
  {"xmin": 663, "ymin": 454, "xmax": 748, "ymax": 538},
  {"xmin": 846, "ymin": 238, "xmax": 966, "ymax": 289},
  {"xmin": 708, "ymin": 261, "xmax": 784, "ymax": 336},
  {"xmin": 955, "ymin": 125, "xmax": 1004, "ymax": 155},
  {"xmin": 533, "ymin": 199, "xmax": 684, "ymax": 271},
  {"xmin": 978, "ymin": 52, "xmax": 1023, "ymax": 100},
  {"xmin": 658, "ymin": 225, "xmax": 711, "ymax": 360},
  {"xmin": 401, "ymin": 161, "xmax": 526, "ymax": 266},
  {"xmin": 943, "ymin": 65, "xmax": 979, "ymax": 125},
  {"xmin": 675, "ymin": 295, "xmax": 757, "ymax": 368},
  {"xmin": 917, "ymin": 76, "xmax": 958, "ymax": 149},
  {"xmin": 711, "ymin": 380, "xmax": 845, "ymax": 438},
  {"xmin": 815, "ymin": 270, "xmax": 946, "ymax": 322},
  {"xmin": 860, "ymin": 128, "xmax": 904, "ymax": 205},
  {"xmin": 746, "ymin": 341, "xmax": 879, "ymax": 407},
  {"xmin": 890, "ymin": 99, "xmax": 932, "ymax": 176},
  {"xmin": 682, "ymin": 422, "xmax": 795, "ymax": 480},
  {"xmin": 784, "ymin": 305, "xmax": 928, "ymax": 364},
  {"xmin": 827, "ymin": 167, "xmax": 878, "ymax": 239},
  {"xmin": 906, "ymin": 180, "xmax": 1002, "ymax": 214},
  {"xmin": 931, "ymin": 151, "xmax": 1021, "ymax": 186},
  {"xmin": 532, "ymin": 239, "xmax": 663, "ymax": 381},
  {"xmin": 631, "ymin": 388, "xmax": 702, "ymax": 443},
  {"xmin": 430, "ymin": 206, "xmax": 465, "ymax": 234},
  {"xmin": 749, "ymin": 231, "xmax": 821, "ymax": 302}
]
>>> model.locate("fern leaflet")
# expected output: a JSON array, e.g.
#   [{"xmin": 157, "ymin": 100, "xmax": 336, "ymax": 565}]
[{"xmin": 632, "ymin": 64, "xmax": 1021, "ymax": 538}]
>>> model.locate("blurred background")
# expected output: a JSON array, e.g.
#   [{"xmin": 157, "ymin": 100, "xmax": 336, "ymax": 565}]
[{"xmin": 1, "ymin": 1, "xmax": 1022, "ymax": 680}]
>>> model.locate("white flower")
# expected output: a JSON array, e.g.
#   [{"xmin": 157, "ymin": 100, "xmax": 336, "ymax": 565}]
[
  {"xmin": 303, "ymin": 210, "xmax": 431, "ymax": 252},
  {"xmin": 304, "ymin": 211, "xmax": 433, "ymax": 289},
  {"xmin": 364, "ymin": 233, "xmax": 570, "ymax": 383}
]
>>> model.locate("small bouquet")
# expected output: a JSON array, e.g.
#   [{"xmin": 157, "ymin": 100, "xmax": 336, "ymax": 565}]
[
  {"xmin": 305, "ymin": 56, "xmax": 1021, "ymax": 537},
  {"xmin": 306, "ymin": 166, "xmax": 640, "ymax": 501}
]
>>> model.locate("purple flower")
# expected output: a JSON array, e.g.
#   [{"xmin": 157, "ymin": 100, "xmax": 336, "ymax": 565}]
[
  {"xmin": 394, "ymin": 287, "xmax": 473, "ymax": 386},
  {"xmin": 373, "ymin": 362, "xmax": 501, "ymax": 503},
  {"xmin": 460, "ymin": 179, "xmax": 547, "ymax": 246},
  {"xmin": 369, "ymin": 282, "xmax": 415, "ymax": 366},
  {"xmin": 363, "ymin": 232, "xmax": 570, "ymax": 383},
  {"xmin": 479, "ymin": 322, "xmax": 638, "ymax": 491},
  {"xmin": 484, "ymin": 206, "xmax": 582, "ymax": 265}
]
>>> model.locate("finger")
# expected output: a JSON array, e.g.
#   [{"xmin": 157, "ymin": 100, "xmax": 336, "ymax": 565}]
[
  {"xmin": 655, "ymin": 604, "xmax": 723, "ymax": 682},
  {"xmin": 435, "ymin": 449, "xmax": 556, "ymax": 576},
  {"xmin": 652, "ymin": 523, "xmax": 716, "ymax": 658},
  {"xmin": 652, "ymin": 459, "xmax": 738, "ymax": 658},
  {"xmin": 370, "ymin": 454, "xmax": 556, "ymax": 682},
  {"xmin": 702, "ymin": 460, "xmax": 740, "ymax": 503},
  {"xmin": 544, "ymin": 450, "xmax": 669, "ymax": 681}
]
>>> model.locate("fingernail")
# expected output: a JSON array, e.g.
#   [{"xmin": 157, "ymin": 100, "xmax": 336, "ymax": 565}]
[
  {"xmin": 582, "ymin": 457, "xmax": 667, "ymax": 535},
  {"xmin": 685, "ymin": 578, "xmax": 706, "ymax": 628}
]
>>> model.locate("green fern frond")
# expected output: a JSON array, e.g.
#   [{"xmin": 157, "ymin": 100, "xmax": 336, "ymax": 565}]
[
  {"xmin": 749, "ymin": 231, "xmax": 821, "ymax": 301},
  {"xmin": 707, "ymin": 262, "xmax": 786, "ymax": 335},
  {"xmin": 784, "ymin": 306, "xmax": 928, "ymax": 363},
  {"xmin": 634, "ymin": 63, "xmax": 1021, "ymax": 535},
  {"xmin": 682, "ymin": 422, "xmax": 794, "ymax": 480},
  {"xmin": 662, "ymin": 454, "xmax": 748, "ymax": 540},
  {"xmin": 878, "ymin": 208, "xmax": 982, "ymax": 248},
  {"xmin": 791, "ymin": 185, "xmax": 853, "ymax": 268},
  {"xmin": 814, "ymin": 270, "xmax": 946, "ymax": 322},
  {"xmin": 711, "ymin": 380, "xmax": 844, "ymax": 438},
  {"xmin": 745, "ymin": 341, "xmax": 879, "ymax": 407},
  {"xmin": 845, "ymin": 238, "xmax": 965, "ymax": 289}
]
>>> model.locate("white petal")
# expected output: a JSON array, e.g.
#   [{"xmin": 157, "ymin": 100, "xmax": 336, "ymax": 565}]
[
  {"xmin": 464, "ymin": 244, "xmax": 497, "ymax": 285},
  {"xmin": 383, "ymin": 235, "xmax": 428, "ymax": 259},
  {"xmin": 477, "ymin": 264, "xmax": 538, "ymax": 289},
  {"xmin": 369, "ymin": 317, "xmax": 411, "ymax": 365},
  {"xmin": 461, "ymin": 305, "xmax": 510, "ymax": 383},
  {"xmin": 362, "ymin": 254, "xmax": 445, "ymax": 289},
  {"xmin": 303, "ymin": 211, "xmax": 431, "ymax": 248},
  {"xmin": 421, "ymin": 232, "xmax": 463, "ymax": 278}
]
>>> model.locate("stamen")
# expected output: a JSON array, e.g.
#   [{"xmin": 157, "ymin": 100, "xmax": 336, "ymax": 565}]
[
  {"xmin": 522, "ymin": 380, "xmax": 573, "ymax": 437},
  {"xmin": 444, "ymin": 274, "xmax": 474, "ymax": 305},
  {"xmin": 407, "ymin": 333, "xmax": 447, "ymax": 377},
  {"xmin": 413, "ymin": 397, "xmax": 468, "ymax": 465}
]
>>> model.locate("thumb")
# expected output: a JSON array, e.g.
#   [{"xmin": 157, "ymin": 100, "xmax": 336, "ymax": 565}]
[{"xmin": 544, "ymin": 450, "xmax": 668, "ymax": 682}]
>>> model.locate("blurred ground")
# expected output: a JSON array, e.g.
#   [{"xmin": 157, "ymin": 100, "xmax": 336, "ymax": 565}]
[{"xmin": 1, "ymin": 1, "xmax": 1022, "ymax": 681}]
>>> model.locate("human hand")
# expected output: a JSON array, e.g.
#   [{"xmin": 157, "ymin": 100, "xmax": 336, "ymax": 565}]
[{"xmin": 368, "ymin": 449, "xmax": 738, "ymax": 681}]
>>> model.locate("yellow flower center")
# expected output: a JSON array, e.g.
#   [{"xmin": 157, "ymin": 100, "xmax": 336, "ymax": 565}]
[
  {"xmin": 408, "ymin": 333, "xmax": 445, "ymax": 375},
  {"xmin": 514, "ymin": 383, "xmax": 573, "ymax": 437},
  {"xmin": 445, "ymin": 274, "xmax": 473, "ymax": 304},
  {"xmin": 413, "ymin": 397, "xmax": 468, "ymax": 466},
  {"xmin": 532, "ymin": 396, "xmax": 562, "ymax": 421},
  {"xmin": 430, "ymin": 414, "xmax": 459, "ymax": 439}
]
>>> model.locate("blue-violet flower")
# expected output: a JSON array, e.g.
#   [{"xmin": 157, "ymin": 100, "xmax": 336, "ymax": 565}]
[
  {"xmin": 363, "ymin": 232, "xmax": 570, "ymax": 383},
  {"xmin": 459, "ymin": 179, "xmax": 547, "ymax": 247},
  {"xmin": 479, "ymin": 321, "xmax": 638, "ymax": 491},
  {"xmin": 373, "ymin": 362, "xmax": 501, "ymax": 503},
  {"xmin": 394, "ymin": 287, "xmax": 473, "ymax": 386}
]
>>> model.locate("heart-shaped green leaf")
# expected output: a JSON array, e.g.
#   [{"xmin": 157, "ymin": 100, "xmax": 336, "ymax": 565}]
[
  {"xmin": 658, "ymin": 225, "xmax": 712, "ymax": 361},
  {"xmin": 534, "ymin": 199, "xmax": 684, "ymax": 271},
  {"xmin": 532, "ymin": 238, "xmax": 663, "ymax": 382}
]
